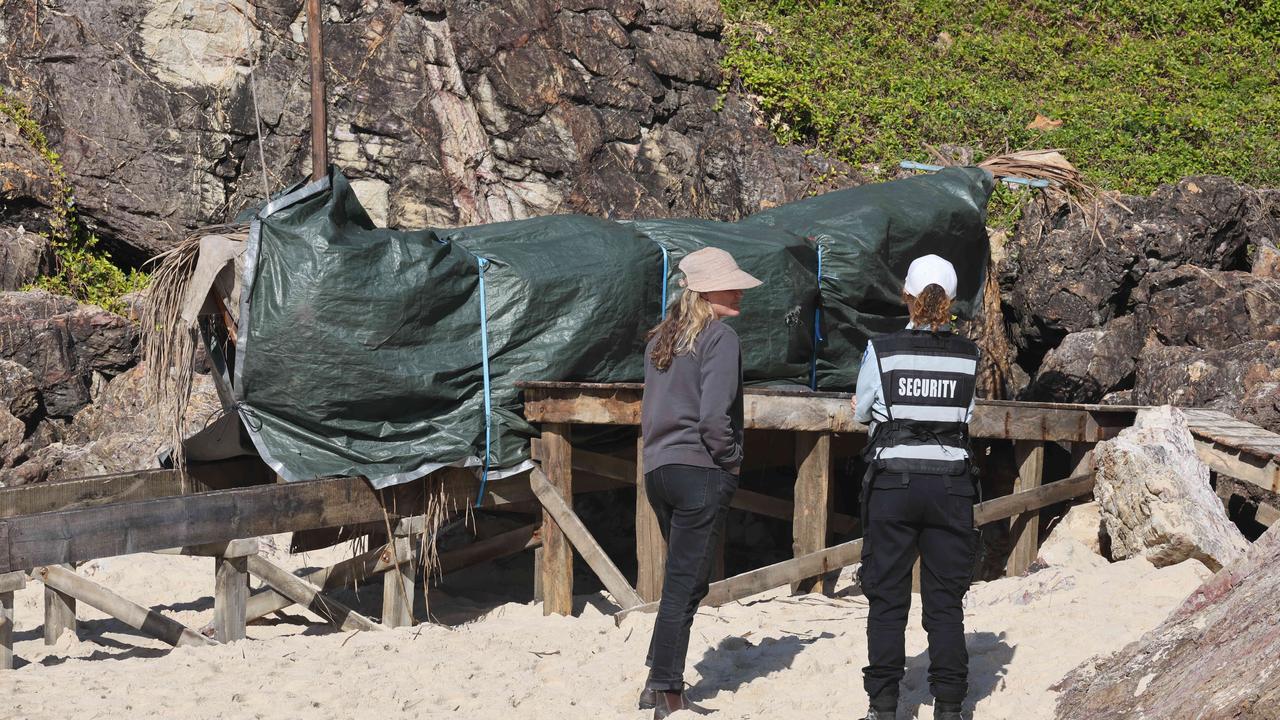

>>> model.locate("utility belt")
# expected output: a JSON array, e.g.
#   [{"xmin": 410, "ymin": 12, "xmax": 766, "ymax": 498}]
[{"xmin": 861, "ymin": 419, "xmax": 972, "ymax": 473}]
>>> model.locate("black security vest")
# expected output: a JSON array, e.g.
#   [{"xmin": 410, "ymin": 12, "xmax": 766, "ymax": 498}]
[{"xmin": 865, "ymin": 329, "xmax": 979, "ymax": 475}]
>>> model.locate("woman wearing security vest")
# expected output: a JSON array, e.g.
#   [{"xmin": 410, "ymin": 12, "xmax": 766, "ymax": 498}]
[
  {"xmin": 638, "ymin": 247, "xmax": 762, "ymax": 718},
  {"xmin": 853, "ymin": 254, "xmax": 980, "ymax": 720}
]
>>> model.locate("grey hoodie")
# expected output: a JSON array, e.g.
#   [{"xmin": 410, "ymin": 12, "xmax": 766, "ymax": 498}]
[{"xmin": 641, "ymin": 319, "xmax": 744, "ymax": 474}]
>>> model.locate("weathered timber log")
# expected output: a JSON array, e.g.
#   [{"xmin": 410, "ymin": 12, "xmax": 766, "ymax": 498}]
[
  {"xmin": 36, "ymin": 565, "xmax": 213, "ymax": 647},
  {"xmin": 531, "ymin": 468, "xmax": 644, "ymax": 610},
  {"xmin": 245, "ymin": 555, "xmax": 381, "ymax": 633}
]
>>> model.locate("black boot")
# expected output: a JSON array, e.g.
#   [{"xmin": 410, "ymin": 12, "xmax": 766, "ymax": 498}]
[
  {"xmin": 653, "ymin": 691, "xmax": 713, "ymax": 718},
  {"xmin": 863, "ymin": 708, "xmax": 896, "ymax": 720},
  {"xmin": 934, "ymin": 700, "xmax": 964, "ymax": 719}
]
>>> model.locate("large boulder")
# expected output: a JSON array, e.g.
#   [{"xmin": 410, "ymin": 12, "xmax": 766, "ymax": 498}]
[
  {"xmin": 0, "ymin": 363, "xmax": 223, "ymax": 485},
  {"xmin": 1131, "ymin": 265, "xmax": 1280, "ymax": 349},
  {"xmin": 1133, "ymin": 341, "xmax": 1280, "ymax": 432},
  {"xmin": 0, "ymin": 225, "xmax": 52, "ymax": 291},
  {"xmin": 0, "ymin": 290, "xmax": 137, "ymax": 418},
  {"xmin": 0, "ymin": 358, "xmax": 39, "ymax": 421},
  {"xmin": 0, "ymin": 0, "xmax": 846, "ymax": 265},
  {"xmin": 1024, "ymin": 315, "xmax": 1144, "ymax": 403},
  {"xmin": 1054, "ymin": 524, "xmax": 1280, "ymax": 719},
  {"xmin": 1094, "ymin": 406, "xmax": 1250, "ymax": 572},
  {"xmin": 1001, "ymin": 177, "xmax": 1271, "ymax": 363}
]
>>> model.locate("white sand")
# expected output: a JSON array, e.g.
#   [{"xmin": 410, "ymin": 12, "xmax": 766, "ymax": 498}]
[{"xmin": 0, "ymin": 538, "xmax": 1210, "ymax": 720}]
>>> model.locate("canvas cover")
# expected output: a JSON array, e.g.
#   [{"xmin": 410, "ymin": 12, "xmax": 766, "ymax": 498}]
[{"xmin": 212, "ymin": 166, "xmax": 993, "ymax": 487}]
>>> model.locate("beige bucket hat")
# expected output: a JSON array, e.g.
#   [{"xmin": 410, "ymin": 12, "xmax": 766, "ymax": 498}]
[{"xmin": 678, "ymin": 247, "xmax": 763, "ymax": 292}]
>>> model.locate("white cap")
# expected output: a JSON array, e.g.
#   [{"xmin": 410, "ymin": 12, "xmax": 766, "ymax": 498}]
[{"xmin": 903, "ymin": 254, "xmax": 958, "ymax": 299}]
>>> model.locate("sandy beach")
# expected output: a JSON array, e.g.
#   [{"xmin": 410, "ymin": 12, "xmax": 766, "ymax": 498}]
[{"xmin": 0, "ymin": 535, "xmax": 1209, "ymax": 720}]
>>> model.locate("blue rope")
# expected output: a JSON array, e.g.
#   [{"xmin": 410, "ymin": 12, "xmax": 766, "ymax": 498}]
[
  {"xmin": 475, "ymin": 256, "xmax": 494, "ymax": 507},
  {"xmin": 656, "ymin": 243, "xmax": 671, "ymax": 320},
  {"xmin": 809, "ymin": 244, "xmax": 825, "ymax": 390}
]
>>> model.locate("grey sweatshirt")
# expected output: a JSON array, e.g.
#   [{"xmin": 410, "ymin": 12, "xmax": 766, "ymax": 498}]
[{"xmin": 641, "ymin": 319, "xmax": 744, "ymax": 474}]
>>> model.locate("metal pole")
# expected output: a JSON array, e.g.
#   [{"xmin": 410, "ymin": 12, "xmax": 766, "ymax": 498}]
[{"xmin": 307, "ymin": 0, "xmax": 328, "ymax": 183}]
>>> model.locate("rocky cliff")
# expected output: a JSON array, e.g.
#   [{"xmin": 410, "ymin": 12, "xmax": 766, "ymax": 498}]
[{"xmin": 0, "ymin": 0, "xmax": 845, "ymax": 267}]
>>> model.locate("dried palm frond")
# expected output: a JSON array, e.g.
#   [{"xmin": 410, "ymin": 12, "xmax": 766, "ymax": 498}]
[
  {"xmin": 139, "ymin": 223, "xmax": 248, "ymax": 470},
  {"xmin": 968, "ymin": 148, "xmax": 1127, "ymax": 245}
]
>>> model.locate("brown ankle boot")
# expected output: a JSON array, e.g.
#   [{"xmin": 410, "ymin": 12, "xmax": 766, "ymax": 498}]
[
  {"xmin": 653, "ymin": 690, "xmax": 713, "ymax": 718},
  {"xmin": 638, "ymin": 687, "xmax": 657, "ymax": 710}
]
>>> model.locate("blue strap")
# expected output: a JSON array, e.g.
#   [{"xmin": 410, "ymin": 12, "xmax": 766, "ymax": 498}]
[
  {"xmin": 475, "ymin": 256, "xmax": 494, "ymax": 507},
  {"xmin": 809, "ymin": 244, "xmax": 825, "ymax": 389},
  {"xmin": 656, "ymin": 243, "xmax": 671, "ymax": 320}
]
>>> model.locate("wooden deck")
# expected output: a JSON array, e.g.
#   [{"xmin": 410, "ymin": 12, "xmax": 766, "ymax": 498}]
[{"xmin": 0, "ymin": 382, "xmax": 1275, "ymax": 666}]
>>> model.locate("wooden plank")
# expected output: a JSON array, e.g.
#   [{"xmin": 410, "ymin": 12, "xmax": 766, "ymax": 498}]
[
  {"xmin": 36, "ymin": 565, "xmax": 213, "ymax": 647},
  {"xmin": 214, "ymin": 555, "xmax": 249, "ymax": 642},
  {"xmin": 619, "ymin": 471, "xmax": 1096, "ymax": 619},
  {"xmin": 792, "ymin": 432, "xmax": 832, "ymax": 594},
  {"xmin": 731, "ymin": 487, "xmax": 859, "ymax": 535},
  {"xmin": 245, "ymin": 555, "xmax": 381, "ymax": 632},
  {"xmin": 531, "ymin": 469, "xmax": 644, "ymax": 610},
  {"xmin": 1257, "ymin": 503, "xmax": 1279, "ymax": 527},
  {"xmin": 525, "ymin": 388, "xmax": 1132, "ymax": 442},
  {"xmin": 43, "ymin": 566, "xmax": 76, "ymax": 645},
  {"xmin": 1007, "ymin": 441, "xmax": 1046, "ymax": 577},
  {"xmin": 0, "ymin": 471, "xmax": 538, "ymax": 574},
  {"xmin": 0, "ymin": 571, "xmax": 23, "ymax": 594},
  {"xmin": 155, "ymin": 538, "xmax": 260, "ymax": 558},
  {"xmin": 439, "ymin": 524, "xmax": 540, "ymax": 575},
  {"xmin": 538, "ymin": 424, "xmax": 575, "ymax": 616},
  {"xmin": 1194, "ymin": 441, "xmax": 1280, "ymax": 494},
  {"xmin": 635, "ymin": 435, "xmax": 666, "ymax": 603},
  {"xmin": 381, "ymin": 532, "xmax": 414, "ymax": 628},
  {"xmin": 0, "ymin": 458, "xmax": 275, "ymax": 520},
  {"xmin": 557, "ymin": 444, "xmax": 860, "ymax": 534}
]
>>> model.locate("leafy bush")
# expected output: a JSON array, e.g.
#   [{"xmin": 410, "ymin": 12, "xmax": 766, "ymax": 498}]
[
  {"xmin": 0, "ymin": 88, "xmax": 147, "ymax": 315},
  {"xmin": 721, "ymin": 0, "xmax": 1280, "ymax": 195}
]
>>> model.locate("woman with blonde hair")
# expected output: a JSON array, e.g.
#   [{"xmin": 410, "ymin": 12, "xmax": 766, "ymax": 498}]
[
  {"xmin": 853, "ymin": 254, "xmax": 980, "ymax": 720},
  {"xmin": 638, "ymin": 246, "xmax": 761, "ymax": 718}
]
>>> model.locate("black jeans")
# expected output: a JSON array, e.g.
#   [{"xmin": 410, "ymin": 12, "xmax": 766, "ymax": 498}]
[
  {"xmin": 644, "ymin": 463, "xmax": 737, "ymax": 691},
  {"xmin": 859, "ymin": 469, "xmax": 978, "ymax": 708}
]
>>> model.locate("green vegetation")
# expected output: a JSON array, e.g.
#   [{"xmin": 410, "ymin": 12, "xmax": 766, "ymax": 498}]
[
  {"xmin": 721, "ymin": 0, "xmax": 1280, "ymax": 195},
  {"xmin": 0, "ymin": 88, "xmax": 147, "ymax": 315}
]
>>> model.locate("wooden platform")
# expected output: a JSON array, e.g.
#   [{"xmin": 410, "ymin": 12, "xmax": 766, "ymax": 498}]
[{"xmin": 1182, "ymin": 408, "xmax": 1280, "ymax": 495}]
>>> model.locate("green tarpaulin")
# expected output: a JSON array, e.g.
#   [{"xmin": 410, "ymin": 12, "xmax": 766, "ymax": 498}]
[{"xmin": 220, "ymin": 166, "xmax": 993, "ymax": 487}]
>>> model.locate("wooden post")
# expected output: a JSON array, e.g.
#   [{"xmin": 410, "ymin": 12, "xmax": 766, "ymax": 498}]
[
  {"xmin": 43, "ymin": 565, "xmax": 76, "ymax": 645},
  {"xmin": 213, "ymin": 540, "xmax": 256, "ymax": 643},
  {"xmin": 305, "ymin": 0, "xmax": 327, "ymax": 182},
  {"xmin": 36, "ymin": 565, "xmax": 213, "ymax": 647},
  {"xmin": 635, "ymin": 435, "xmax": 666, "ymax": 602},
  {"xmin": 0, "ymin": 571, "xmax": 24, "ymax": 669},
  {"xmin": 381, "ymin": 525, "xmax": 415, "ymax": 628},
  {"xmin": 792, "ymin": 432, "xmax": 833, "ymax": 594},
  {"xmin": 1007, "ymin": 440, "xmax": 1046, "ymax": 576},
  {"xmin": 539, "ymin": 423, "xmax": 574, "ymax": 616}
]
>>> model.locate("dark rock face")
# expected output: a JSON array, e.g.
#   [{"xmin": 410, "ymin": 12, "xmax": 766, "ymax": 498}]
[
  {"xmin": 1024, "ymin": 315, "xmax": 1144, "ymax": 403},
  {"xmin": 0, "ymin": 359, "xmax": 39, "ymax": 422},
  {"xmin": 0, "ymin": 290, "xmax": 137, "ymax": 418},
  {"xmin": 1002, "ymin": 177, "xmax": 1265, "ymax": 363},
  {"xmin": 0, "ymin": 226, "xmax": 52, "ymax": 291},
  {"xmin": 1054, "ymin": 525, "xmax": 1280, "ymax": 719},
  {"xmin": 0, "ymin": 0, "xmax": 845, "ymax": 265},
  {"xmin": 1132, "ymin": 265, "xmax": 1280, "ymax": 349}
]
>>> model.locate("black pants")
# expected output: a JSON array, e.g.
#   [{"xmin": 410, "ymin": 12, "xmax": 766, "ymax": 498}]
[
  {"xmin": 859, "ymin": 469, "xmax": 978, "ymax": 708},
  {"xmin": 644, "ymin": 463, "xmax": 737, "ymax": 691}
]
